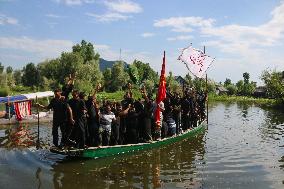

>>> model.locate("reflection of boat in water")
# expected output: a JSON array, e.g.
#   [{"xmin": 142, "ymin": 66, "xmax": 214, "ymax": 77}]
[
  {"xmin": 50, "ymin": 126, "xmax": 206, "ymax": 189},
  {"xmin": 50, "ymin": 121, "xmax": 206, "ymax": 159},
  {"xmin": 0, "ymin": 124, "xmax": 35, "ymax": 148}
]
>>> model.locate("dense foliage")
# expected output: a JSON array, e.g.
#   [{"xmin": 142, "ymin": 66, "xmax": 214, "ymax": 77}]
[
  {"xmin": 261, "ymin": 70, "xmax": 284, "ymax": 102},
  {"xmin": 1, "ymin": 40, "xmax": 282, "ymax": 104}
]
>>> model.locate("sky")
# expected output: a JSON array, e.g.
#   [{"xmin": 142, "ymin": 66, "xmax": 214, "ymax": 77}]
[{"xmin": 1, "ymin": 0, "xmax": 284, "ymax": 85}]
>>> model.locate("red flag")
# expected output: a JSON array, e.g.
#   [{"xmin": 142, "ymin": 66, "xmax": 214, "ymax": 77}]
[
  {"xmin": 14, "ymin": 100, "xmax": 32, "ymax": 121},
  {"xmin": 155, "ymin": 51, "xmax": 166, "ymax": 127}
]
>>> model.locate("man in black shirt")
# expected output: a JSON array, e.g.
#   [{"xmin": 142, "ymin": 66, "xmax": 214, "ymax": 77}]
[
  {"xmin": 38, "ymin": 89, "xmax": 73, "ymax": 147},
  {"xmin": 141, "ymin": 88, "xmax": 153, "ymax": 142},
  {"xmin": 68, "ymin": 90, "xmax": 87, "ymax": 148},
  {"xmin": 181, "ymin": 89, "xmax": 191, "ymax": 130},
  {"xmin": 86, "ymin": 95, "xmax": 100, "ymax": 146}
]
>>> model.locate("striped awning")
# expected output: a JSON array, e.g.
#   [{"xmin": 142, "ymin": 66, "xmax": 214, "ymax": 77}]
[{"xmin": 0, "ymin": 91, "xmax": 54, "ymax": 104}]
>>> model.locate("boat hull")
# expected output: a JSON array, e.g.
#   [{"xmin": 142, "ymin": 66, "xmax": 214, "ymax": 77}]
[{"xmin": 50, "ymin": 121, "xmax": 207, "ymax": 159}]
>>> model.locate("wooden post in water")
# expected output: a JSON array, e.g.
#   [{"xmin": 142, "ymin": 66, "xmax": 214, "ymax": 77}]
[
  {"xmin": 204, "ymin": 46, "xmax": 209, "ymax": 124},
  {"xmin": 36, "ymin": 96, "xmax": 40, "ymax": 149}
]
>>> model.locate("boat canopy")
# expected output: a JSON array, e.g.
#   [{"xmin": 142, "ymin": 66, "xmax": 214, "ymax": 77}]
[{"xmin": 0, "ymin": 91, "xmax": 54, "ymax": 104}]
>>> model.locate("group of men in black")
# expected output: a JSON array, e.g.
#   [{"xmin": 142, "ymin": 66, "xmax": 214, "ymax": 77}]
[{"xmin": 39, "ymin": 77, "xmax": 207, "ymax": 149}]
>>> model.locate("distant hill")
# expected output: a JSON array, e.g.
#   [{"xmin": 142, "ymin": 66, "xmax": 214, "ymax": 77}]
[{"xmin": 99, "ymin": 58, "xmax": 128, "ymax": 71}]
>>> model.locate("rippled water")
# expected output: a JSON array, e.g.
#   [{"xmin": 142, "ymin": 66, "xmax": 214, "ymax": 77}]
[{"xmin": 0, "ymin": 102, "xmax": 284, "ymax": 189}]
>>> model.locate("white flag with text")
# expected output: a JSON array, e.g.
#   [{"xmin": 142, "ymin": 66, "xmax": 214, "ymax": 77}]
[{"xmin": 178, "ymin": 46, "xmax": 214, "ymax": 78}]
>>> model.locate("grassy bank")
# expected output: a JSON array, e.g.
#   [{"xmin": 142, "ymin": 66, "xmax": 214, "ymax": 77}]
[{"xmin": 208, "ymin": 94, "xmax": 278, "ymax": 106}]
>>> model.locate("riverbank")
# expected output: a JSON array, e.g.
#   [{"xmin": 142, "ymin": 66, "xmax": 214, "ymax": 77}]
[{"xmin": 208, "ymin": 94, "xmax": 280, "ymax": 107}]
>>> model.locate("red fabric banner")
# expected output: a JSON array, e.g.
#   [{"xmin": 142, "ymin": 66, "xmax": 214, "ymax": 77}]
[
  {"xmin": 155, "ymin": 51, "xmax": 166, "ymax": 127},
  {"xmin": 14, "ymin": 100, "xmax": 32, "ymax": 121}
]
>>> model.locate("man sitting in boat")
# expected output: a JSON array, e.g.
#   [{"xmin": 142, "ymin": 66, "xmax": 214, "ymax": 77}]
[{"xmin": 37, "ymin": 89, "xmax": 73, "ymax": 148}]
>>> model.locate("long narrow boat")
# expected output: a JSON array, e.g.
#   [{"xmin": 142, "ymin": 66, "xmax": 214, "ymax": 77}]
[{"xmin": 50, "ymin": 120, "xmax": 207, "ymax": 159}]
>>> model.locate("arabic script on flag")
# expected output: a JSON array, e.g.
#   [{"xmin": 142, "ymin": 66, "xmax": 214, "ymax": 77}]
[{"xmin": 178, "ymin": 46, "xmax": 215, "ymax": 78}]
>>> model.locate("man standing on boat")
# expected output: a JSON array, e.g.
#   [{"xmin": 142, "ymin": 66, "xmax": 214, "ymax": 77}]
[
  {"xmin": 37, "ymin": 89, "xmax": 73, "ymax": 148},
  {"xmin": 86, "ymin": 93, "xmax": 100, "ymax": 146},
  {"xmin": 100, "ymin": 103, "xmax": 116, "ymax": 146},
  {"xmin": 120, "ymin": 85, "xmax": 134, "ymax": 144},
  {"xmin": 141, "ymin": 87, "xmax": 153, "ymax": 142},
  {"xmin": 68, "ymin": 90, "xmax": 87, "ymax": 148},
  {"xmin": 181, "ymin": 89, "xmax": 191, "ymax": 130}
]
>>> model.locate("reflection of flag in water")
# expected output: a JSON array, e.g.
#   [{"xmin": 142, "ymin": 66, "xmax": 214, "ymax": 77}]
[
  {"xmin": 14, "ymin": 100, "xmax": 32, "ymax": 121},
  {"xmin": 178, "ymin": 46, "xmax": 215, "ymax": 78}
]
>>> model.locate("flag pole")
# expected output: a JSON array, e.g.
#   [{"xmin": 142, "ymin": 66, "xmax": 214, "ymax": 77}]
[
  {"xmin": 36, "ymin": 96, "xmax": 40, "ymax": 149},
  {"xmin": 204, "ymin": 46, "xmax": 209, "ymax": 124},
  {"xmin": 8, "ymin": 95, "xmax": 11, "ymax": 122}
]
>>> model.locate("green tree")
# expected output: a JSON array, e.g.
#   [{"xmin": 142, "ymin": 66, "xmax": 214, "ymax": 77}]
[
  {"xmin": 236, "ymin": 80, "xmax": 244, "ymax": 94},
  {"xmin": 261, "ymin": 69, "xmax": 284, "ymax": 101},
  {"xmin": 72, "ymin": 40, "xmax": 100, "ymax": 64},
  {"xmin": 75, "ymin": 59, "xmax": 103, "ymax": 93},
  {"xmin": 241, "ymin": 72, "xmax": 255, "ymax": 96},
  {"xmin": 192, "ymin": 77, "xmax": 206, "ymax": 92},
  {"xmin": 133, "ymin": 60, "xmax": 158, "ymax": 84},
  {"xmin": 103, "ymin": 68, "xmax": 112, "ymax": 91},
  {"xmin": 13, "ymin": 70, "xmax": 22, "ymax": 85},
  {"xmin": 128, "ymin": 64, "xmax": 139, "ymax": 84},
  {"xmin": 59, "ymin": 52, "xmax": 83, "ymax": 84},
  {"xmin": 22, "ymin": 63, "xmax": 41, "ymax": 87},
  {"xmin": 0, "ymin": 62, "xmax": 4, "ymax": 74},
  {"xmin": 224, "ymin": 78, "xmax": 232, "ymax": 87},
  {"xmin": 243, "ymin": 72, "xmax": 250, "ymax": 84},
  {"xmin": 143, "ymin": 79, "xmax": 155, "ymax": 95},
  {"xmin": 6, "ymin": 66, "xmax": 13, "ymax": 74},
  {"xmin": 226, "ymin": 84, "xmax": 237, "ymax": 95},
  {"xmin": 207, "ymin": 81, "xmax": 216, "ymax": 93},
  {"xmin": 166, "ymin": 71, "xmax": 180, "ymax": 93},
  {"xmin": 0, "ymin": 73, "xmax": 7, "ymax": 87},
  {"xmin": 184, "ymin": 74, "xmax": 192, "ymax": 86},
  {"xmin": 89, "ymin": 59, "xmax": 102, "ymax": 88},
  {"xmin": 110, "ymin": 61, "xmax": 129, "ymax": 91},
  {"xmin": 38, "ymin": 59, "xmax": 60, "ymax": 81}
]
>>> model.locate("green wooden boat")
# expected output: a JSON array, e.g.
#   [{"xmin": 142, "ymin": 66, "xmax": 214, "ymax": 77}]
[{"xmin": 50, "ymin": 120, "xmax": 207, "ymax": 159}]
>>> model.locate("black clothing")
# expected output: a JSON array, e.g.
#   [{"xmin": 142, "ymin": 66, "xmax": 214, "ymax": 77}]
[
  {"xmin": 102, "ymin": 130, "xmax": 110, "ymax": 146},
  {"xmin": 86, "ymin": 99, "xmax": 100, "ymax": 146},
  {"xmin": 111, "ymin": 121, "xmax": 119, "ymax": 145},
  {"xmin": 119, "ymin": 116, "xmax": 127, "ymax": 145},
  {"xmin": 68, "ymin": 98, "xmax": 86, "ymax": 148},
  {"xmin": 181, "ymin": 97, "xmax": 190, "ymax": 130},
  {"xmin": 110, "ymin": 110, "xmax": 120, "ymax": 145},
  {"xmin": 47, "ymin": 98, "xmax": 70, "ymax": 146},
  {"xmin": 143, "ymin": 100, "xmax": 153, "ymax": 141},
  {"xmin": 62, "ymin": 84, "xmax": 74, "ymax": 100},
  {"xmin": 47, "ymin": 98, "xmax": 69, "ymax": 125},
  {"xmin": 121, "ymin": 98, "xmax": 134, "ymax": 109},
  {"xmin": 68, "ymin": 98, "xmax": 86, "ymax": 121},
  {"xmin": 134, "ymin": 101, "xmax": 144, "ymax": 141},
  {"xmin": 125, "ymin": 111, "xmax": 138, "ymax": 144}
]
